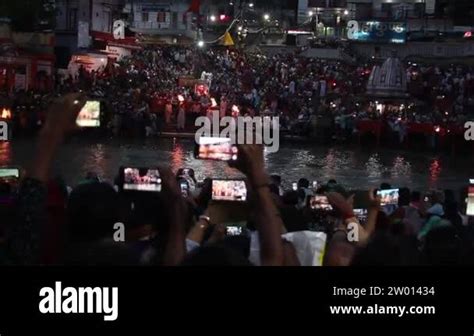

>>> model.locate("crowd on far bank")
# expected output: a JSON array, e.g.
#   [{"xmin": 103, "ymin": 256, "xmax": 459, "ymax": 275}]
[{"xmin": 1, "ymin": 46, "xmax": 474, "ymax": 145}]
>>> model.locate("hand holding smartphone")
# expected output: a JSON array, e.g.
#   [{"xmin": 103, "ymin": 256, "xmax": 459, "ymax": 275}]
[
  {"xmin": 376, "ymin": 189, "xmax": 400, "ymax": 206},
  {"xmin": 195, "ymin": 137, "xmax": 238, "ymax": 161},
  {"xmin": 76, "ymin": 100, "xmax": 101, "ymax": 128},
  {"xmin": 121, "ymin": 167, "xmax": 162, "ymax": 193},
  {"xmin": 212, "ymin": 179, "xmax": 247, "ymax": 202},
  {"xmin": 226, "ymin": 226, "xmax": 243, "ymax": 236},
  {"xmin": 0, "ymin": 168, "xmax": 20, "ymax": 180}
]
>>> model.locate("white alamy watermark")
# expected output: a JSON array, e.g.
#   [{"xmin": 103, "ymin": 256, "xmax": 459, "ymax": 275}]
[
  {"xmin": 464, "ymin": 122, "xmax": 474, "ymax": 141},
  {"xmin": 0, "ymin": 121, "xmax": 9, "ymax": 141},
  {"xmin": 347, "ymin": 222, "xmax": 360, "ymax": 242},
  {"xmin": 195, "ymin": 111, "xmax": 280, "ymax": 153},
  {"xmin": 39, "ymin": 282, "xmax": 119, "ymax": 321}
]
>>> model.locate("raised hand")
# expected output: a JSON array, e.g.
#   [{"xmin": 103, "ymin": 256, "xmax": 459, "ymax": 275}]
[
  {"xmin": 327, "ymin": 192, "xmax": 354, "ymax": 219},
  {"xmin": 42, "ymin": 93, "xmax": 87, "ymax": 138},
  {"xmin": 229, "ymin": 144, "xmax": 269, "ymax": 186},
  {"xmin": 31, "ymin": 93, "xmax": 87, "ymax": 183}
]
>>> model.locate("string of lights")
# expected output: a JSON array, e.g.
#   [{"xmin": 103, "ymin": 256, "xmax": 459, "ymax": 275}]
[{"xmin": 198, "ymin": 12, "xmax": 243, "ymax": 46}]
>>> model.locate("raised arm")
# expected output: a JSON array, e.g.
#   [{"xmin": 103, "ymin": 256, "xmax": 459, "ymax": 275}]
[
  {"xmin": 31, "ymin": 94, "xmax": 87, "ymax": 183},
  {"xmin": 159, "ymin": 167, "xmax": 187, "ymax": 266},
  {"xmin": 231, "ymin": 145, "xmax": 284, "ymax": 266},
  {"xmin": 8, "ymin": 94, "xmax": 86, "ymax": 265},
  {"xmin": 365, "ymin": 188, "xmax": 381, "ymax": 240}
]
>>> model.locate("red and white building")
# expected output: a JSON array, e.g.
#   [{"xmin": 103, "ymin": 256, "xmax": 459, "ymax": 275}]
[{"xmin": 0, "ymin": 26, "xmax": 55, "ymax": 92}]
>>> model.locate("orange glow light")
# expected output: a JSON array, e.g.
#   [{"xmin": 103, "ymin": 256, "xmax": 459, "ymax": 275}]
[{"xmin": 1, "ymin": 108, "xmax": 11, "ymax": 120}]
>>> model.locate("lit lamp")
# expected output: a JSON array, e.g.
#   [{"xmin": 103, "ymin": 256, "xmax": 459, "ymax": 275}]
[
  {"xmin": 0, "ymin": 108, "xmax": 12, "ymax": 140},
  {"xmin": 1, "ymin": 108, "xmax": 12, "ymax": 120}
]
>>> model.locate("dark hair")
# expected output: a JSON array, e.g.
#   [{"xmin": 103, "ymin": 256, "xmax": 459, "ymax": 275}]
[
  {"xmin": 444, "ymin": 189, "xmax": 456, "ymax": 204},
  {"xmin": 410, "ymin": 191, "xmax": 421, "ymax": 202},
  {"xmin": 0, "ymin": 182, "xmax": 11, "ymax": 195},
  {"xmin": 282, "ymin": 191, "xmax": 299, "ymax": 206},
  {"xmin": 269, "ymin": 183, "xmax": 280, "ymax": 196},
  {"xmin": 380, "ymin": 183, "xmax": 392, "ymax": 190},
  {"xmin": 422, "ymin": 226, "xmax": 462, "ymax": 265},
  {"xmin": 398, "ymin": 187, "xmax": 410, "ymax": 207},
  {"xmin": 67, "ymin": 183, "xmax": 120, "ymax": 243},
  {"xmin": 270, "ymin": 175, "xmax": 282, "ymax": 185},
  {"xmin": 298, "ymin": 178, "xmax": 310, "ymax": 189},
  {"xmin": 351, "ymin": 232, "xmax": 419, "ymax": 266}
]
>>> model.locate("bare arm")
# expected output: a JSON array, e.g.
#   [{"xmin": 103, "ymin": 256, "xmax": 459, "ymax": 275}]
[
  {"xmin": 365, "ymin": 188, "xmax": 381, "ymax": 240},
  {"xmin": 30, "ymin": 94, "xmax": 87, "ymax": 183},
  {"xmin": 231, "ymin": 145, "xmax": 284, "ymax": 266},
  {"xmin": 159, "ymin": 167, "xmax": 187, "ymax": 266},
  {"xmin": 9, "ymin": 94, "xmax": 86, "ymax": 265}
]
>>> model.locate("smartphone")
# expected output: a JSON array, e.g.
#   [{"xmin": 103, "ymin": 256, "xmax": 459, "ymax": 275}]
[
  {"xmin": 121, "ymin": 167, "xmax": 162, "ymax": 193},
  {"xmin": 76, "ymin": 100, "xmax": 101, "ymax": 127},
  {"xmin": 377, "ymin": 189, "xmax": 400, "ymax": 206},
  {"xmin": 353, "ymin": 208, "xmax": 368, "ymax": 223},
  {"xmin": 226, "ymin": 226, "xmax": 243, "ymax": 236},
  {"xmin": 310, "ymin": 195, "xmax": 333, "ymax": 211},
  {"xmin": 0, "ymin": 168, "xmax": 20, "ymax": 180},
  {"xmin": 467, "ymin": 185, "xmax": 474, "ymax": 216},
  {"xmin": 212, "ymin": 179, "xmax": 247, "ymax": 202},
  {"xmin": 194, "ymin": 137, "xmax": 238, "ymax": 161},
  {"xmin": 292, "ymin": 182, "xmax": 298, "ymax": 191},
  {"xmin": 180, "ymin": 180, "xmax": 189, "ymax": 198}
]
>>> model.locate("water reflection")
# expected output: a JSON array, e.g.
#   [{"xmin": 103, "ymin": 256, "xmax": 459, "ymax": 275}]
[
  {"xmin": 429, "ymin": 159, "xmax": 442, "ymax": 188},
  {"xmin": 366, "ymin": 154, "xmax": 383, "ymax": 179},
  {"xmin": 3, "ymin": 139, "xmax": 470, "ymax": 191},
  {"xmin": 391, "ymin": 156, "xmax": 412, "ymax": 180},
  {"xmin": 0, "ymin": 142, "xmax": 12, "ymax": 165},
  {"xmin": 170, "ymin": 142, "xmax": 185, "ymax": 171}
]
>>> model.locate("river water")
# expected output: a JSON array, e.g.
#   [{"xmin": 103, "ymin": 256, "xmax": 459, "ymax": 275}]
[{"xmin": 0, "ymin": 138, "xmax": 471, "ymax": 191}]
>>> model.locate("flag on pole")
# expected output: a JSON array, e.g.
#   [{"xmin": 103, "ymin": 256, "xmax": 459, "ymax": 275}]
[
  {"xmin": 221, "ymin": 32, "xmax": 235, "ymax": 46},
  {"xmin": 187, "ymin": 0, "xmax": 201, "ymax": 14}
]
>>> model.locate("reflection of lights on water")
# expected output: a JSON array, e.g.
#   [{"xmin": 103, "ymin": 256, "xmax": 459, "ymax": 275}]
[
  {"xmin": 391, "ymin": 156, "xmax": 411, "ymax": 179},
  {"xmin": 429, "ymin": 159, "xmax": 442, "ymax": 185},
  {"xmin": 84, "ymin": 144, "xmax": 106, "ymax": 178},
  {"xmin": 171, "ymin": 143, "xmax": 185, "ymax": 171},
  {"xmin": 366, "ymin": 154, "xmax": 383, "ymax": 178},
  {"xmin": 0, "ymin": 141, "xmax": 12, "ymax": 164}
]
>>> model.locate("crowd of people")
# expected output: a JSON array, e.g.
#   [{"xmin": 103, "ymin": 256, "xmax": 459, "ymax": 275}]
[
  {"xmin": 0, "ymin": 94, "xmax": 473, "ymax": 266},
  {"xmin": 1, "ymin": 45, "xmax": 472, "ymax": 144}
]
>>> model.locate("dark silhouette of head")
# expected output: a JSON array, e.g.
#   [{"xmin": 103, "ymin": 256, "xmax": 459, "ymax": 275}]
[
  {"xmin": 298, "ymin": 178, "xmax": 310, "ymax": 189},
  {"xmin": 67, "ymin": 183, "xmax": 120, "ymax": 243}
]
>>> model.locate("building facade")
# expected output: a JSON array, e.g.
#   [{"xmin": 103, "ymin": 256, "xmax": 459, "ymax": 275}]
[
  {"xmin": 298, "ymin": 0, "xmax": 448, "ymax": 38},
  {"xmin": 55, "ymin": 0, "xmax": 125, "ymax": 61},
  {"xmin": 124, "ymin": 0, "xmax": 197, "ymax": 43}
]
